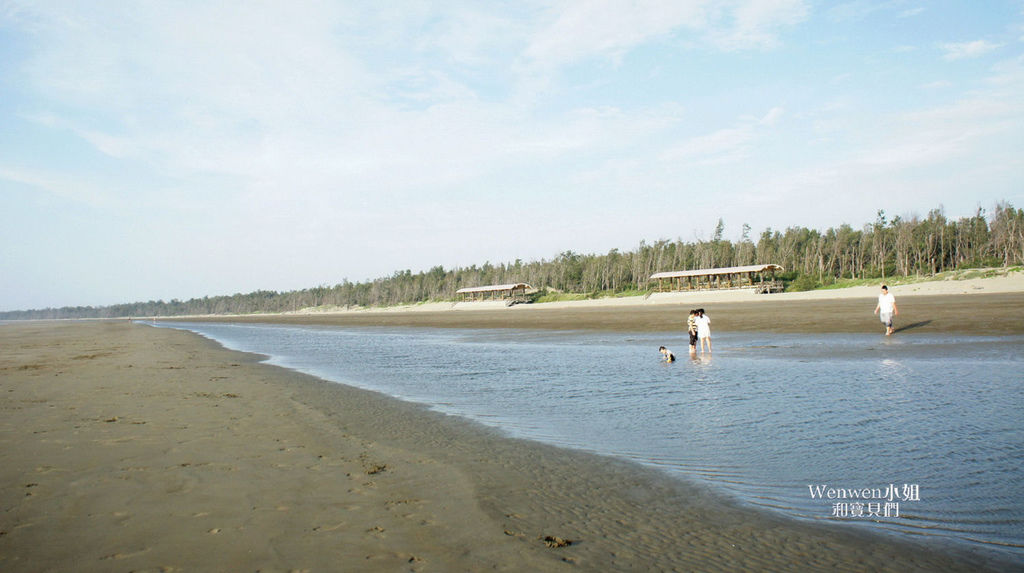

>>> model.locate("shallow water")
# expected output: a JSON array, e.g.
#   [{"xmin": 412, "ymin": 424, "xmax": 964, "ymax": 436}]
[{"xmin": 158, "ymin": 321, "xmax": 1023, "ymax": 560}]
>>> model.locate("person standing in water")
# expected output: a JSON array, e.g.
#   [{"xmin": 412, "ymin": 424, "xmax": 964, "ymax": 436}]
[
  {"xmin": 695, "ymin": 308, "xmax": 712, "ymax": 354},
  {"xmin": 873, "ymin": 285, "xmax": 899, "ymax": 335},
  {"xmin": 686, "ymin": 309, "xmax": 698, "ymax": 354}
]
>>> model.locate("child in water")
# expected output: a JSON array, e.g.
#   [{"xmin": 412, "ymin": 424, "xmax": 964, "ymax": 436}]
[{"xmin": 659, "ymin": 346, "xmax": 676, "ymax": 363}]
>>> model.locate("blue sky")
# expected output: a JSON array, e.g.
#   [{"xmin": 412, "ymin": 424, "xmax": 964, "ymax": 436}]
[{"xmin": 2, "ymin": 1, "xmax": 1022, "ymax": 311}]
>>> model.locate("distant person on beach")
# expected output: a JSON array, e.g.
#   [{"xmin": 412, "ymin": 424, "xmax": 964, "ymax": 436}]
[
  {"xmin": 695, "ymin": 309, "xmax": 712, "ymax": 353},
  {"xmin": 873, "ymin": 285, "xmax": 899, "ymax": 336},
  {"xmin": 659, "ymin": 346, "xmax": 676, "ymax": 363},
  {"xmin": 686, "ymin": 309, "xmax": 698, "ymax": 354}
]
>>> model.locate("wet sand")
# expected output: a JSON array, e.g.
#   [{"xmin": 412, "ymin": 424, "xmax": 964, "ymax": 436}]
[
  {"xmin": 2, "ymin": 320, "xmax": 1014, "ymax": 572},
  {"xmin": 183, "ymin": 292, "xmax": 1024, "ymax": 335}
]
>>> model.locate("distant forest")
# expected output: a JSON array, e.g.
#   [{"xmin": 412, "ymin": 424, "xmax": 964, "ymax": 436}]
[{"xmin": 4, "ymin": 202, "xmax": 1023, "ymax": 320}]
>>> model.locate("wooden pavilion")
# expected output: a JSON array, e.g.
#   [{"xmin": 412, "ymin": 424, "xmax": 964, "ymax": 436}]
[
  {"xmin": 456, "ymin": 283, "xmax": 534, "ymax": 303},
  {"xmin": 650, "ymin": 264, "xmax": 784, "ymax": 293}
]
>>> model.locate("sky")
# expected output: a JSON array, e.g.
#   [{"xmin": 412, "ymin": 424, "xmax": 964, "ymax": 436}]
[{"xmin": 2, "ymin": 1, "xmax": 1023, "ymax": 311}]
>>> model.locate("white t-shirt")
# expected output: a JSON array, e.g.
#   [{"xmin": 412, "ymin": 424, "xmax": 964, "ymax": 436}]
[
  {"xmin": 878, "ymin": 292, "xmax": 896, "ymax": 314},
  {"xmin": 695, "ymin": 315, "xmax": 711, "ymax": 338}
]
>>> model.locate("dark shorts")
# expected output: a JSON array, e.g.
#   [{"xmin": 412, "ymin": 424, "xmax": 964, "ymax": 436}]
[{"xmin": 689, "ymin": 331, "xmax": 698, "ymax": 346}]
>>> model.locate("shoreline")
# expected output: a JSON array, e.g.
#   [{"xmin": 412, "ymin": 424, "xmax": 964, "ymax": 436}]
[
  {"xmin": 1, "ymin": 321, "xmax": 1016, "ymax": 571},
  {"xmin": 164, "ymin": 291, "xmax": 1024, "ymax": 336},
  {"xmin": 119, "ymin": 272, "xmax": 1024, "ymax": 335}
]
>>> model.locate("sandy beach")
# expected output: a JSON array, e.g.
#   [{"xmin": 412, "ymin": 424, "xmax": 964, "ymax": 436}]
[
  {"xmin": 7, "ymin": 2, "xmax": 1024, "ymax": 569},
  {"xmin": 2, "ymin": 317, "xmax": 1016, "ymax": 572},
  {"xmin": 183, "ymin": 274, "xmax": 1024, "ymax": 335}
]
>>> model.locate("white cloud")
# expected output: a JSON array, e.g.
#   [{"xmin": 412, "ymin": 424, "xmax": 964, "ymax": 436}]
[
  {"xmin": 11, "ymin": 0, "xmax": 810, "ymax": 193},
  {"xmin": 11, "ymin": 1, "xmax": 709, "ymax": 212},
  {"xmin": 660, "ymin": 106, "xmax": 783, "ymax": 165},
  {"xmin": 921, "ymin": 80, "xmax": 952, "ymax": 90},
  {"xmin": 708, "ymin": 0, "xmax": 809, "ymax": 50},
  {"xmin": 0, "ymin": 165, "xmax": 118, "ymax": 208},
  {"xmin": 523, "ymin": 0, "xmax": 707, "ymax": 66},
  {"xmin": 661, "ymin": 125, "xmax": 757, "ymax": 165},
  {"xmin": 523, "ymin": 0, "xmax": 808, "ymax": 66},
  {"xmin": 941, "ymin": 39, "xmax": 1001, "ymax": 61},
  {"xmin": 898, "ymin": 7, "xmax": 925, "ymax": 18},
  {"xmin": 751, "ymin": 81, "xmax": 1024, "ymax": 222},
  {"xmin": 826, "ymin": 1, "xmax": 886, "ymax": 23},
  {"xmin": 759, "ymin": 106, "xmax": 785, "ymax": 126}
]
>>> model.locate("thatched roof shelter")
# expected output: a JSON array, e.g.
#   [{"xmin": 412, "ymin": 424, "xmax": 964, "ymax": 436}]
[
  {"xmin": 456, "ymin": 283, "xmax": 533, "ymax": 301},
  {"xmin": 651, "ymin": 264, "xmax": 784, "ymax": 293}
]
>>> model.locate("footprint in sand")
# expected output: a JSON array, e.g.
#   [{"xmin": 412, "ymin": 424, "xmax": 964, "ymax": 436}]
[
  {"xmin": 99, "ymin": 548, "xmax": 152, "ymax": 560},
  {"xmin": 312, "ymin": 522, "xmax": 347, "ymax": 532}
]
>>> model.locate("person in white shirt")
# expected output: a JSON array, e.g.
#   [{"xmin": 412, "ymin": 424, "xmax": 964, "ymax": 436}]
[
  {"xmin": 695, "ymin": 308, "xmax": 712, "ymax": 353},
  {"xmin": 873, "ymin": 285, "xmax": 899, "ymax": 335}
]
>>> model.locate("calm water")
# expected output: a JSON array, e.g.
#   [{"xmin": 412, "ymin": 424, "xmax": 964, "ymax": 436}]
[{"xmin": 158, "ymin": 321, "xmax": 1023, "ymax": 560}]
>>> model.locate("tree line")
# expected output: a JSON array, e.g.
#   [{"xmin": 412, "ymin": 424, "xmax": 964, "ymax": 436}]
[{"xmin": 4, "ymin": 201, "xmax": 1022, "ymax": 320}]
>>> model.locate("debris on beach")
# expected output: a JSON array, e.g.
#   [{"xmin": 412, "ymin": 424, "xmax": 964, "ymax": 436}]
[{"xmin": 541, "ymin": 535, "xmax": 573, "ymax": 548}]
